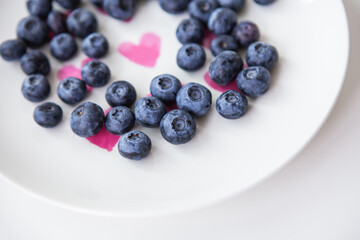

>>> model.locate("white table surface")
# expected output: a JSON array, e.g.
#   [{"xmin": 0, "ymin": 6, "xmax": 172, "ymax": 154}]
[{"xmin": 1, "ymin": 0, "xmax": 359, "ymax": 239}]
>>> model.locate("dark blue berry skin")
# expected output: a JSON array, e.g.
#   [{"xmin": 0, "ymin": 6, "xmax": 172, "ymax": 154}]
[
  {"xmin": 66, "ymin": 8, "xmax": 98, "ymax": 38},
  {"xmin": 134, "ymin": 97, "xmax": 167, "ymax": 128},
  {"xmin": 217, "ymin": 0, "xmax": 245, "ymax": 12},
  {"xmin": 47, "ymin": 10, "xmax": 67, "ymax": 35},
  {"xmin": 232, "ymin": 21, "xmax": 260, "ymax": 48},
  {"xmin": 105, "ymin": 106, "xmax": 135, "ymax": 135},
  {"xmin": 176, "ymin": 43, "xmax": 206, "ymax": 71},
  {"xmin": 33, "ymin": 102, "xmax": 63, "ymax": 128},
  {"xmin": 207, "ymin": 8, "xmax": 237, "ymax": 35},
  {"xmin": 118, "ymin": 130, "xmax": 151, "ymax": 160},
  {"xmin": 176, "ymin": 18, "xmax": 204, "ymax": 44},
  {"xmin": 160, "ymin": 109, "xmax": 196, "ymax": 145},
  {"xmin": 70, "ymin": 102, "xmax": 105, "ymax": 138},
  {"xmin": 246, "ymin": 41, "xmax": 279, "ymax": 71},
  {"xmin": 17, "ymin": 16, "xmax": 48, "ymax": 48},
  {"xmin": 90, "ymin": 0, "xmax": 103, "ymax": 7},
  {"xmin": 82, "ymin": 33, "xmax": 109, "ymax": 58},
  {"xmin": 103, "ymin": 0, "xmax": 137, "ymax": 20},
  {"xmin": 0, "ymin": 39, "xmax": 27, "ymax": 61},
  {"xmin": 236, "ymin": 66, "xmax": 271, "ymax": 98},
  {"xmin": 57, "ymin": 77, "xmax": 87, "ymax": 104},
  {"xmin": 176, "ymin": 82, "xmax": 212, "ymax": 118},
  {"xmin": 216, "ymin": 90, "xmax": 247, "ymax": 119},
  {"xmin": 105, "ymin": 81, "xmax": 137, "ymax": 107},
  {"xmin": 20, "ymin": 50, "xmax": 51, "ymax": 76},
  {"xmin": 81, "ymin": 60, "xmax": 111, "ymax": 87},
  {"xmin": 55, "ymin": 0, "xmax": 81, "ymax": 9},
  {"xmin": 254, "ymin": 0, "xmax": 275, "ymax": 5},
  {"xmin": 27, "ymin": 0, "xmax": 52, "ymax": 19},
  {"xmin": 210, "ymin": 35, "xmax": 238, "ymax": 56},
  {"xmin": 21, "ymin": 74, "xmax": 51, "ymax": 102},
  {"xmin": 50, "ymin": 33, "xmax": 78, "ymax": 61},
  {"xmin": 158, "ymin": 0, "xmax": 190, "ymax": 14},
  {"xmin": 209, "ymin": 51, "xmax": 243, "ymax": 86},
  {"xmin": 188, "ymin": 0, "xmax": 219, "ymax": 23},
  {"xmin": 150, "ymin": 74, "xmax": 181, "ymax": 105}
]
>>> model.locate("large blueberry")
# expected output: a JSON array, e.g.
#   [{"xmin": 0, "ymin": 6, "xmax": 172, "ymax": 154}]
[
  {"xmin": 158, "ymin": 0, "xmax": 190, "ymax": 14},
  {"xmin": 134, "ymin": 97, "xmax": 167, "ymax": 128},
  {"xmin": 188, "ymin": 0, "xmax": 219, "ymax": 23},
  {"xmin": 105, "ymin": 106, "xmax": 135, "ymax": 135},
  {"xmin": 160, "ymin": 109, "xmax": 196, "ymax": 145},
  {"xmin": 217, "ymin": 0, "xmax": 245, "ymax": 12},
  {"xmin": 47, "ymin": 10, "xmax": 67, "ymax": 35},
  {"xmin": 207, "ymin": 8, "xmax": 237, "ymax": 35},
  {"xmin": 81, "ymin": 60, "xmax": 111, "ymax": 88},
  {"xmin": 82, "ymin": 33, "xmax": 109, "ymax": 58},
  {"xmin": 150, "ymin": 74, "xmax": 181, "ymax": 105},
  {"xmin": 176, "ymin": 18, "xmax": 204, "ymax": 44},
  {"xmin": 105, "ymin": 81, "xmax": 137, "ymax": 107},
  {"xmin": 118, "ymin": 130, "xmax": 152, "ymax": 160},
  {"xmin": 21, "ymin": 74, "xmax": 51, "ymax": 102},
  {"xmin": 210, "ymin": 34, "xmax": 238, "ymax": 56},
  {"xmin": 26, "ymin": 0, "xmax": 52, "ymax": 19},
  {"xmin": 236, "ymin": 66, "xmax": 271, "ymax": 98},
  {"xmin": 176, "ymin": 43, "xmax": 206, "ymax": 71},
  {"xmin": 50, "ymin": 33, "xmax": 78, "ymax": 61},
  {"xmin": 176, "ymin": 82, "xmax": 212, "ymax": 118},
  {"xmin": 66, "ymin": 8, "xmax": 98, "ymax": 38},
  {"xmin": 103, "ymin": 0, "xmax": 137, "ymax": 20},
  {"xmin": 70, "ymin": 102, "xmax": 105, "ymax": 137},
  {"xmin": 20, "ymin": 50, "xmax": 51, "ymax": 76},
  {"xmin": 33, "ymin": 102, "xmax": 63, "ymax": 128},
  {"xmin": 17, "ymin": 16, "xmax": 48, "ymax": 48},
  {"xmin": 209, "ymin": 51, "xmax": 243, "ymax": 86},
  {"xmin": 254, "ymin": 0, "xmax": 276, "ymax": 5},
  {"xmin": 246, "ymin": 41, "xmax": 279, "ymax": 71},
  {"xmin": 232, "ymin": 21, "xmax": 260, "ymax": 48},
  {"xmin": 216, "ymin": 90, "xmax": 248, "ymax": 119},
  {"xmin": 57, "ymin": 77, "xmax": 87, "ymax": 104},
  {"xmin": 0, "ymin": 39, "xmax": 27, "ymax": 61},
  {"xmin": 55, "ymin": 0, "xmax": 80, "ymax": 9}
]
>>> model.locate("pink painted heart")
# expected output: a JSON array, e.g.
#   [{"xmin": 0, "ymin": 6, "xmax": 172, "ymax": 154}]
[
  {"xmin": 201, "ymin": 27, "xmax": 216, "ymax": 49},
  {"xmin": 118, "ymin": 32, "xmax": 161, "ymax": 67}
]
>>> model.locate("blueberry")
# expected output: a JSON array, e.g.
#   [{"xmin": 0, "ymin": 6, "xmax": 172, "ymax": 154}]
[
  {"xmin": 70, "ymin": 102, "xmax": 105, "ymax": 137},
  {"xmin": 176, "ymin": 18, "xmax": 204, "ymax": 44},
  {"xmin": 0, "ymin": 39, "xmax": 27, "ymax": 61},
  {"xmin": 103, "ymin": 0, "xmax": 137, "ymax": 20},
  {"xmin": 81, "ymin": 60, "xmax": 111, "ymax": 87},
  {"xmin": 55, "ymin": 0, "xmax": 81, "ymax": 9},
  {"xmin": 47, "ymin": 10, "xmax": 67, "ymax": 35},
  {"xmin": 90, "ymin": 0, "xmax": 103, "ymax": 7},
  {"xmin": 254, "ymin": 0, "xmax": 276, "ymax": 5},
  {"xmin": 236, "ymin": 66, "xmax": 271, "ymax": 98},
  {"xmin": 188, "ymin": 0, "xmax": 219, "ymax": 23},
  {"xmin": 17, "ymin": 16, "xmax": 48, "ymax": 48},
  {"xmin": 21, "ymin": 74, "xmax": 51, "ymax": 102},
  {"xmin": 176, "ymin": 43, "xmax": 206, "ymax": 71},
  {"xmin": 246, "ymin": 41, "xmax": 279, "ymax": 71},
  {"xmin": 26, "ymin": 0, "xmax": 52, "ymax": 19},
  {"xmin": 217, "ymin": 0, "xmax": 245, "ymax": 12},
  {"xmin": 176, "ymin": 82, "xmax": 212, "ymax": 118},
  {"xmin": 232, "ymin": 21, "xmax": 260, "ymax": 48},
  {"xmin": 105, "ymin": 106, "xmax": 135, "ymax": 135},
  {"xmin": 210, "ymin": 35, "xmax": 238, "ymax": 56},
  {"xmin": 57, "ymin": 77, "xmax": 87, "ymax": 104},
  {"xmin": 158, "ymin": 0, "xmax": 190, "ymax": 14},
  {"xmin": 50, "ymin": 33, "xmax": 78, "ymax": 61},
  {"xmin": 134, "ymin": 97, "xmax": 167, "ymax": 128},
  {"xmin": 66, "ymin": 8, "xmax": 98, "ymax": 38},
  {"xmin": 20, "ymin": 50, "xmax": 51, "ymax": 76},
  {"xmin": 105, "ymin": 81, "xmax": 137, "ymax": 107},
  {"xmin": 160, "ymin": 109, "xmax": 196, "ymax": 145},
  {"xmin": 118, "ymin": 130, "xmax": 151, "ymax": 160},
  {"xmin": 82, "ymin": 33, "xmax": 109, "ymax": 58},
  {"xmin": 207, "ymin": 8, "xmax": 237, "ymax": 35},
  {"xmin": 216, "ymin": 90, "xmax": 247, "ymax": 119},
  {"xmin": 33, "ymin": 102, "xmax": 63, "ymax": 128},
  {"xmin": 209, "ymin": 51, "xmax": 243, "ymax": 86},
  {"xmin": 150, "ymin": 74, "xmax": 181, "ymax": 105}
]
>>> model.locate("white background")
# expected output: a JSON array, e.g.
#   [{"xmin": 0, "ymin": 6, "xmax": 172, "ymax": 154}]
[{"xmin": 0, "ymin": 0, "xmax": 359, "ymax": 239}]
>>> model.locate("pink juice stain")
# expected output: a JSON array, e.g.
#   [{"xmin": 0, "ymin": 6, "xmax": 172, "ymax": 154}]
[
  {"xmin": 118, "ymin": 32, "xmax": 161, "ymax": 67},
  {"xmin": 202, "ymin": 28, "xmax": 216, "ymax": 49}
]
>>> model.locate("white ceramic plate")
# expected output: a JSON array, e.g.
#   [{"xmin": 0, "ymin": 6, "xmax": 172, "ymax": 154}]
[{"xmin": 0, "ymin": 0, "xmax": 348, "ymax": 217}]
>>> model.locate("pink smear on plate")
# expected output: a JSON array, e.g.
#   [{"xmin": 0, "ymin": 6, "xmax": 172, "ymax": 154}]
[
  {"xmin": 204, "ymin": 71, "xmax": 239, "ymax": 92},
  {"xmin": 86, "ymin": 107, "xmax": 121, "ymax": 152},
  {"xmin": 118, "ymin": 32, "xmax": 161, "ymax": 67},
  {"xmin": 202, "ymin": 28, "xmax": 216, "ymax": 49}
]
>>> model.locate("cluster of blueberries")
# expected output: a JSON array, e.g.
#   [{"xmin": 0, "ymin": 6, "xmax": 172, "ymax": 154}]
[{"xmin": 0, "ymin": 0, "xmax": 278, "ymax": 160}]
